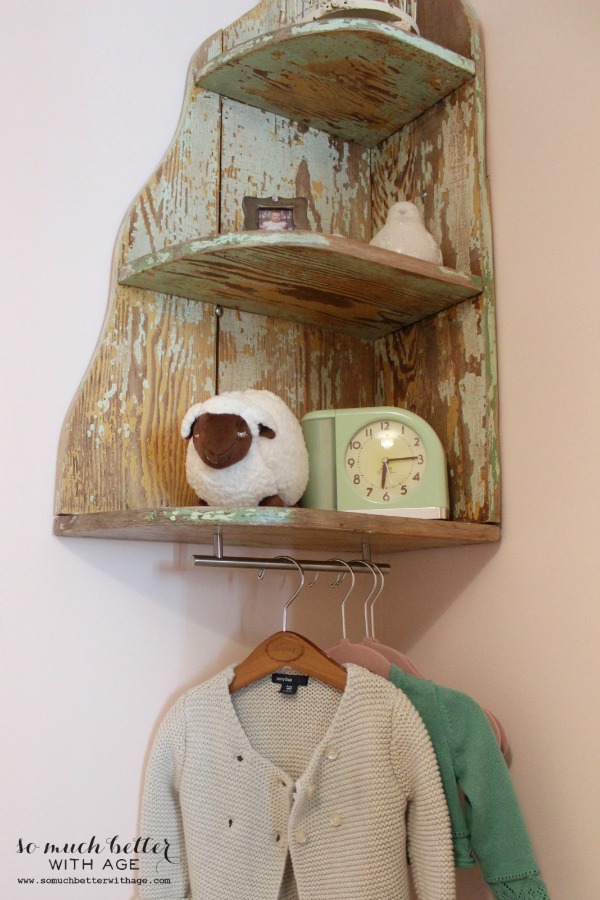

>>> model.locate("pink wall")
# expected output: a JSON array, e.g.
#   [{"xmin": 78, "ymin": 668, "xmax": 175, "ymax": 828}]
[{"xmin": 2, "ymin": 0, "xmax": 599, "ymax": 897}]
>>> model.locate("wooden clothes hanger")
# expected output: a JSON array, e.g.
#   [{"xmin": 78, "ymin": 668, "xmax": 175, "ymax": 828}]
[{"xmin": 229, "ymin": 556, "xmax": 347, "ymax": 693}]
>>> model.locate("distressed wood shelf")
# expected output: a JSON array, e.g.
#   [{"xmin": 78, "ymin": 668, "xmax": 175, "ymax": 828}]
[
  {"xmin": 55, "ymin": 0, "xmax": 500, "ymax": 546},
  {"xmin": 118, "ymin": 231, "xmax": 483, "ymax": 340},
  {"xmin": 194, "ymin": 18, "xmax": 475, "ymax": 147},
  {"xmin": 54, "ymin": 508, "xmax": 500, "ymax": 554}
]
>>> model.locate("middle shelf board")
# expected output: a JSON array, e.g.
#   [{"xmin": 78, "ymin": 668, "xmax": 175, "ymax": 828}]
[
  {"xmin": 195, "ymin": 18, "xmax": 475, "ymax": 147},
  {"xmin": 119, "ymin": 231, "xmax": 483, "ymax": 340}
]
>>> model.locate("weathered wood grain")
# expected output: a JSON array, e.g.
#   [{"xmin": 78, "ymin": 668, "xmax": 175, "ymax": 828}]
[
  {"xmin": 54, "ymin": 507, "xmax": 500, "ymax": 554},
  {"xmin": 223, "ymin": 0, "xmax": 312, "ymax": 49},
  {"xmin": 56, "ymin": 287, "xmax": 214, "ymax": 513},
  {"xmin": 122, "ymin": 33, "xmax": 223, "ymax": 264},
  {"xmin": 372, "ymin": 16, "xmax": 500, "ymax": 523},
  {"xmin": 56, "ymin": 35, "xmax": 223, "ymax": 515},
  {"xmin": 416, "ymin": 0, "xmax": 472, "ymax": 56},
  {"xmin": 56, "ymin": 0, "xmax": 500, "ymax": 545},
  {"xmin": 196, "ymin": 19, "xmax": 475, "ymax": 147},
  {"xmin": 217, "ymin": 306, "xmax": 374, "ymax": 419},
  {"xmin": 215, "ymin": 83, "xmax": 373, "ymax": 416},
  {"xmin": 119, "ymin": 231, "xmax": 482, "ymax": 339},
  {"xmin": 219, "ymin": 100, "xmax": 370, "ymax": 239}
]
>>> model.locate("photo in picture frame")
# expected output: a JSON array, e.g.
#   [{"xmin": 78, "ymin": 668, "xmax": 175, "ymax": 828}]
[{"xmin": 243, "ymin": 195, "xmax": 310, "ymax": 232}]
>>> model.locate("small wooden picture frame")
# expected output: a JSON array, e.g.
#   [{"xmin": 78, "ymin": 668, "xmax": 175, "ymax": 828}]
[{"xmin": 243, "ymin": 195, "xmax": 310, "ymax": 232}]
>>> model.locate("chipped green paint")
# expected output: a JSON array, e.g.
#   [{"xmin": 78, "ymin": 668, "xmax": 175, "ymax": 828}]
[
  {"xmin": 469, "ymin": 17, "xmax": 500, "ymax": 520},
  {"xmin": 158, "ymin": 506, "xmax": 295, "ymax": 526},
  {"xmin": 196, "ymin": 18, "xmax": 475, "ymax": 147},
  {"xmin": 57, "ymin": 0, "xmax": 500, "ymax": 537},
  {"xmin": 118, "ymin": 231, "xmax": 483, "ymax": 340},
  {"xmin": 219, "ymin": 99, "xmax": 370, "ymax": 239}
]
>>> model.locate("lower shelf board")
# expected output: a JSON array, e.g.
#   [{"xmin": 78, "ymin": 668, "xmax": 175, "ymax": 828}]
[{"xmin": 53, "ymin": 507, "xmax": 500, "ymax": 554}]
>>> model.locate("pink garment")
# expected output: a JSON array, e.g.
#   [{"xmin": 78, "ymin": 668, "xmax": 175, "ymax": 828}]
[
  {"xmin": 362, "ymin": 637, "xmax": 510, "ymax": 760},
  {"xmin": 326, "ymin": 637, "xmax": 391, "ymax": 679}
]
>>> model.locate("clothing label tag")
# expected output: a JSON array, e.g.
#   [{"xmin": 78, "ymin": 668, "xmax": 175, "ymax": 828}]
[{"xmin": 271, "ymin": 673, "xmax": 309, "ymax": 695}]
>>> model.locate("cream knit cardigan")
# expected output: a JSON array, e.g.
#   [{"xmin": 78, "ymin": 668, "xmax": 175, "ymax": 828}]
[{"xmin": 140, "ymin": 663, "xmax": 455, "ymax": 899}]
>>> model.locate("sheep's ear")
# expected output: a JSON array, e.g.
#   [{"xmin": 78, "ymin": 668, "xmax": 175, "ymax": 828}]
[
  {"xmin": 181, "ymin": 402, "xmax": 206, "ymax": 440},
  {"xmin": 183, "ymin": 417, "xmax": 198, "ymax": 440},
  {"xmin": 259, "ymin": 423, "xmax": 276, "ymax": 440}
]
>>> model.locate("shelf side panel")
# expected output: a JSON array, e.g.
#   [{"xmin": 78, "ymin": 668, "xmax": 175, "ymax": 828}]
[
  {"xmin": 217, "ymin": 307, "xmax": 374, "ymax": 418},
  {"xmin": 223, "ymin": 0, "xmax": 309, "ymax": 48},
  {"xmin": 373, "ymin": 22, "xmax": 500, "ymax": 524},
  {"xmin": 122, "ymin": 35, "xmax": 223, "ymax": 264},
  {"xmin": 56, "ymin": 35, "xmax": 223, "ymax": 515},
  {"xmin": 220, "ymin": 99, "xmax": 371, "ymax": 240}
]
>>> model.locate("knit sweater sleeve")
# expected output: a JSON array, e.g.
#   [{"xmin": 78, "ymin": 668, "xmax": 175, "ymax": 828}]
[
  {"xmin": 441, "ymin": 689, "xmax": 551, "ymax": 899},
  {"xmin": 139, "ymin": 695, "xmax": 190, "ymax": 900},
  {"xmin": 390, "ymin": 694, "xmax": 456, "ymax": 900}
]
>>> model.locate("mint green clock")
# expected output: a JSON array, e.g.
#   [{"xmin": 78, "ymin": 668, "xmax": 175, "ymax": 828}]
[{"xmin": 300, "ymin": 407, "xmax": 449, "ymax": 519}]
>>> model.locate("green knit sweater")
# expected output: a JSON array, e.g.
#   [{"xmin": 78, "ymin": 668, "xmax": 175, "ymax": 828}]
[{"xmin": 389, "ymin": 665, "xmax": 550, "ymax": 899}]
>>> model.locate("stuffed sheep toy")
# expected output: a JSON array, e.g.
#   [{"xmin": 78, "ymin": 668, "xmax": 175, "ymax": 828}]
[{"xmin": 181, "ymin": 389, "xmax": 309, "ymax": 507}]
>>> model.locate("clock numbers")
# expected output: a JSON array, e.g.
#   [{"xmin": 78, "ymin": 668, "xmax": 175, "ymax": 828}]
[{"xmin": 344, "ymin": 419, "xmax": 427, "ymax": 503}]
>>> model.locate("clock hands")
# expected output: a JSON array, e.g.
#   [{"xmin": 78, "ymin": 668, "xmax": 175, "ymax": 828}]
[
  {"xmin": 381, "ymin": 459, "xmax": 388, "ymax": 489},
  {"xmin": 381, "ymin": 455, "xmax": 420, "ymax": 489}
]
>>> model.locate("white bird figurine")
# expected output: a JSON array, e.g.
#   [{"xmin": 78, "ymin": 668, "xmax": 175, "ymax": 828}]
[{"xmin": 369, "ymin": 201, "xmax": 443, "ymax": 265}]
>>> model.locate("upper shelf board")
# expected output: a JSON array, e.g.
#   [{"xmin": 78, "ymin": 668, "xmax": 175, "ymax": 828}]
[
  {"xmin": 195, "ymin": 18, "xmax": 475, "ymax": 147},
  {"xmin": 119, "ymin": 231, "xmax": 482, "ymax": 340}
]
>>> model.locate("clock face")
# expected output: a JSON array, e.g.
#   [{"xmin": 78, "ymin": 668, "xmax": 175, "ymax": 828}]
[{"xmin": 344, "ymin": 418, "xmax": 426, "ymax": 503}]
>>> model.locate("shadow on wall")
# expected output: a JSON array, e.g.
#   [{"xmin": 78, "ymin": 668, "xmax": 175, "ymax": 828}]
[
  {"xmin": 378, "ymin": 542, "xmax": 501, "ymax": 651},
  {"xmin": 57, "ymin": 534, "xmax": 499, "ymax": 679}
]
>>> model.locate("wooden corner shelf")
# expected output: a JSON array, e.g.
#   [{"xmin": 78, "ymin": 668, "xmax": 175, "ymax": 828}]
[
  {"xmin": 194, "ymin": 18, "xmax": 475, "ymax": 147},
  {"xmin": 53, "ymin": 507, "xmax": 500, "ymax": 555},
  {"xmin": 118, "ymin": 231, "xmax": 482, "ymax": 339},
  {"xmin": 55, "ymin": 0, "xmax": 500, "ymax": 547}
]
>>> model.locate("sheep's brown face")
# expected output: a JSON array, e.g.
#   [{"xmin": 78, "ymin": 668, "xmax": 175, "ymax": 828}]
[{"xmin": 191, "ymin": 412, "xmax": 276, "ymax": 469}]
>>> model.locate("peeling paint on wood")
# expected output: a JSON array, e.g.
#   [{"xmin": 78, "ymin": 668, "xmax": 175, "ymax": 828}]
[
  {"xmin": 118, "ymin": 231, "xmax": 482, "ymax": 340},
  {"xmin": 56, "ymin": 287, "xmax": 215, "ymax": 513},
  {"xmin": 196, "ymin": 19, "xmax": 475, "ymax": 147},
  {"xmin": 54, "ymin": 507, "xmax": 501, "ymax": 553},
  {"xmin": 56, "ymin": 0, "xmax": 500, "ymax": 539},
  {"xmin": 219, "ymin": 100, "xmax": 370, "ymax": 238},
  {"xmin": 217, "ymin": 307, "xmax": 373, "ymax": 419}
]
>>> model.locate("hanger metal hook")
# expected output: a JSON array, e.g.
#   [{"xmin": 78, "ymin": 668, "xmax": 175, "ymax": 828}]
[
  {"xmin": 327, "ymin": 559, "xmax": 356, "ymax": 640},
  {"xmin": 348, "ymin": 560, "xmax": 379, "ymax": 637},
  {"xmin": 368, "ymin": 562, "xmax": 385, "ymax": 639},
  {"xmin": 330, "ymin": 571, "xmax": 345, "ymax": 588},
  {"xmin": 274, "ymin": 556, "xmax": 305, "ymax": 632}
]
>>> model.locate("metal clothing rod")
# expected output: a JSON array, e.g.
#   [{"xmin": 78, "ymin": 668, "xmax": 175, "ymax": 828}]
[
  {"xmin": 192, "ymin": 555, "xmax": 390, "ymax": 574},
  {"xmin": 193, "ymin": 532, "xmax": 390, "ymax": 574}
]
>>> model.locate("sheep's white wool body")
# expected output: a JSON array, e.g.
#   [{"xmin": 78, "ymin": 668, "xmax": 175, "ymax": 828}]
[{"xmin": 182, "ymin": 390, "xmax": 309, "ymax": 507}]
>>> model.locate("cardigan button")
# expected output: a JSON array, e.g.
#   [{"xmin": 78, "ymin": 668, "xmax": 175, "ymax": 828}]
[
  {"xmin": 294, "ymin": 829, "xmax": 308, "ymax": 845},
  {"xmin": 306, "ymin": 783, "xmax": 316, "ymax": 797},
  {"xmin": 329, "ymin": 812, "xmax": 343, "ymax": 827},
  {"xmin": 324, "ymin": 745, "xmax": 339, "ymax": 760}
]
